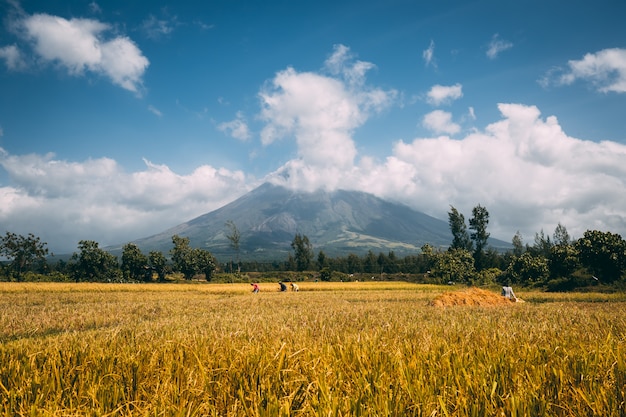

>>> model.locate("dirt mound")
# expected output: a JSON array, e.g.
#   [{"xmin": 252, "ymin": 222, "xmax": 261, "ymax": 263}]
[{"xmin": 430, "ymin": 287, "xmax": 519, "ymax": 307}]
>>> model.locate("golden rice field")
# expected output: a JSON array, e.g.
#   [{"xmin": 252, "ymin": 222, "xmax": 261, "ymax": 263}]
[{"xmin": 0, "ymin": 281, "xmax": 624, "ymax": 416}]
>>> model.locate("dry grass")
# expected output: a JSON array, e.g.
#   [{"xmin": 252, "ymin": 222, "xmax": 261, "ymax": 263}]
[
  {"xmin": 429, "ymin": 287, "xmax": 517, "ymax": 307},
  {"xmin": 0, "ymin": 282, "xmax": 624, "ymax": 416}
]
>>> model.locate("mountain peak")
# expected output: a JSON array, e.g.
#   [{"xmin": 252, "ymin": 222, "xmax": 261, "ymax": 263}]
[{"xmin": 124, "ymin": 183, "xmax": 504, "ymax": 261}]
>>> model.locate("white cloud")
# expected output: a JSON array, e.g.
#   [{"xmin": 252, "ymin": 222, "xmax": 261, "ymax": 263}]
[
  {"xmin": 20, "ymin": 13, "xmax": 149, "ymax": 93},
  {"xmin": 555, "ymin": 48, "xmax": 626, "ymax": 93},
  {"xmin": 89, "ymin": 2, "xmax": 102, "ymax": 14},
  {"xmin": 218, "ymin": 111, "xmax": 251, "ymax": 141},
  {"xmin": 148, "ymin": 105, "xmax": 163, "ymax": 117},
  {"xmin": 426, "ymin": 83, "xmax": 463, "ymax": 106},
  {"xmin": 259, "ymin": 45, "xmax": 397, "ymax": 187},
  {"xmin": 422, "ymin": 110, "xmax": 461, "ymax": 135},
  {"xmin": 0, "ymin": 44, "xmax": 26, "ymax": 70},
  {"xmin": 423, "ymin": 39, "xmax": 436, "ymax": 68},
  {"xmin": 0, "ymin": 150, "xmax": 251, "ymax": 253},
  {"xmin": 141, "ymin": 14, "xmax": 177, "ymax": 40},
  {"xmin": 486, "ymin": 34, "xmax": 513, "ymax": 59}
]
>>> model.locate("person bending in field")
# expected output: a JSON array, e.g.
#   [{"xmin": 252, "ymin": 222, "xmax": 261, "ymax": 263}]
[
  {"xmin": 251, "ymin": 283, "xmax": 260, "ymax": 293},
  {"xmin": 278, "ymin": 281, "xmax": 287, "ymax": 292},
  {"xmin": 290, "ymin": 282, "xmax": 299, "ymax": 292},
  {"xmin": 501, "ymin": 284, "xmax": 517, "ymax": 301}
]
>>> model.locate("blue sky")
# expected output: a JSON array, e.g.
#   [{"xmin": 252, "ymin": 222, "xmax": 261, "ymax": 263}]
[{"xmin": 1, "ymin": 0, "xmax": 626, "ymax": 254}]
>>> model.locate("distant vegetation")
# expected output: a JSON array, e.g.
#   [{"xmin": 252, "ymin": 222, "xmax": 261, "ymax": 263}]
[{"xmin": 2, "ymin": 204, "xmax": 626, "ymax": 289}]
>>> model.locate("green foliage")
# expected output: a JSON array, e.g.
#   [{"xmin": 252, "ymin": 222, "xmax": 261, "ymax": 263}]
[
  {"xmin": 170, "ymin": 235, "xmax": 217, "ymax": 281},
  {"xmin": 505, "ymin": 252, "xmax": 549, "ymax": 284},
  {"xmin": 548, "ymin": 243, "xmax": 579, "ymax": 278},
  {"xmin": 512, "ymin": 231, "xmax": 524, "ymax": 256},
  {"xmin": 0, "ymin": 232, "xmax": 49, "ymax": 281},
  {"xmin": 149, "ymin": 251, "xmax": 167, "ymax": 282},
  {"xmin": 431, "ymin": 248, "xmax": 476, "ymax": 284},
  {"xmin": 319, "ymin": 267, "xmax": 332, "ymax": 281},
  {"xmin": 448, "ymin": 206, "xmax": 472, "ymax": 251},
  {"xmin": 70, "ymin": 240, "xmax": 121, "ymax": 282},
  {"xmin": 291, "ymin": 233, "xmax": 313, "ymax": 272},
  {"xmin": 575, "ymin": 230, "xmax": 626, "ymax": 282},
  {"xmin": 121, "ymin": 243, "xmax": 148, "ymax": 281},
  {"xmin": 469, "ymin": 205, "xmax": 490, "ymax": 270}
]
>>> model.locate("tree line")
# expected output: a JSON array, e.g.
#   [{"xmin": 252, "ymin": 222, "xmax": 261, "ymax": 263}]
[{"xmin": 2, "ymin": 206, "xmax": 626, "ymax": 288}]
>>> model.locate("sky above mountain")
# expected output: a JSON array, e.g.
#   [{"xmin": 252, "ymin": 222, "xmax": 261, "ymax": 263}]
[{"xmin": 1, "ymin": 0, "xmax": 626, "ymax": 254}]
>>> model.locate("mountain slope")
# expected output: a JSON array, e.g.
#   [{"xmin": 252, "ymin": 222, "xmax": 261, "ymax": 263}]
[{"xmin": 121, "ymin": 183, "xmax": 507, "ymax": 260}]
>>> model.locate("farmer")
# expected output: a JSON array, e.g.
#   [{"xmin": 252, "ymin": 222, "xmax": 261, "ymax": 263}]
[
  {"xmin": 278, "ymin": 281, "xmax": 287, "ymax": 292},
  {"xmin": 291, "ymin": 282, "xmax": 299, "ymax": 292},
  {"xmin": 251, "ymin": 283, "xmax": 260, "ymax": 293},
  {"xmin": 501, "ymin": 284, "xmax": 517, "ymax": 301}
]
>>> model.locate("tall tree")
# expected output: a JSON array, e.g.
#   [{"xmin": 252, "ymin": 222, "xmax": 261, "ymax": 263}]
[
  {"xmin": 469, "ymin": 204, "xmax": 490, "ymax": 270},
  {"xmin": 71, "ymin": 240, "xmax": 120, "ymax": 282},
  {"xmin": 317, "ymin": 250, "xmax": 327, "ymax": 271},
  {"xmin": 225, "ymin": 220, "xmax": 241, "ymax": 273},
  {"xmin": 121, "ymin": 243, "xmax": 148, "ymax": 281},
  {"xmin": 575, "ymin": 230, "xmax": 626, "ymax": 282},
  {"xmin": 291, "ymin": 233, "xmax": 313, "ymax": 272},
  {"xmin": 194, "ymin": 248, "xmax": 217, "ymax": 281},
  {"xmin": 512, "ymin": 231, "xmax": 524, "ymax": 256},
  {"xmin": 553, "ymin": 223, "xmax": 570, "ymax": 246},
  {"xmin": 170, "ymin": 235, "xmax": 196, "ymax": 280},
  {"xmin": 149, "ymin": 251, "xmax": 167, "ymax": 282},
  {"xmin": 448, "ymin": 206, "xmax": 472, "ymax": 251},
  {"xmin": 0, "ymin": 232, "xmax": 49, "ymax": 281}
]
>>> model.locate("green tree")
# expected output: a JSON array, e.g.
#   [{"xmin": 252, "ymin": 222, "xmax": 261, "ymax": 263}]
[
  {"xmin": 225, "ymin": 220, "xmax": 241, "ymax": 273},
  {"xmin": 531, "ymin": 229, "xmax": 552, "ymax": 258},
  {"xmin": 431, "ymin": 248, "xmax": 476, "ymax": 284},
  {"xmin": 71, "ymin": 240, "xmax": 120, "ymax": 282},
  {"xmin": 149, "ymin": 251, "xmax": 167, "ymax": 282},
  {"xmin": 575, "ymin": 230, "xmax": 626, "ymax": 282},
  {"xmin": 346, "ymin": 253, "xmax": 362, "ymax": 274},
  {"xmin": 291, "ymin": 233, "xmax": 313, "ymax": 272},
  {"xmin": 0, "ymin": 232, "xmax": 49, "ymax": 281},
  {"xmin": 512, "ymin": 231, "xmax": 524, "ymax": 256},
  {"xmin": 469, "ymin": 204, "xmax": 490, "ymax": 270},
  {"xmin": 505, "ymin": 252, "xmax": 549, "ymax": 284},
  {"xmin": 448, "ymin": 206, "xmax": 472, "ymax": 251},
  {"xmin": 363, "ymin": 250, "xmax": 378, "ymax": 274},
  {"xmin": 317, "ymin": 250, "xmax": 328, "ymax": 270},
  {"xmin": 552, "ymin": 223, "xmax": 570, "ymax": 246},
  {"xmin": 549, "ymin": 243, "xmax": 579, "ymax": 279},
  {"xmin": 170, "ymin": 235, "xmax": 197, "ymax": 279},
  {"xmin": 121, "ymin": 243, "xmax": 148, "ymax": 281},
  {"xmin": 194, "ymin": 248, "xmax": 217, "ymax": 281}
]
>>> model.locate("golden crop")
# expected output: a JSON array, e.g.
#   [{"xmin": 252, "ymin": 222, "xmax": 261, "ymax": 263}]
[{"xmin": 0, "ymin": 282, "xmax": 624, "ymax": 416}]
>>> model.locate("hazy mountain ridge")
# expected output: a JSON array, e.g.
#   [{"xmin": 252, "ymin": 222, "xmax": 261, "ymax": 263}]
[{"xmin": 118, "ymin": 183, "xmax": 508, "ymax": 260}]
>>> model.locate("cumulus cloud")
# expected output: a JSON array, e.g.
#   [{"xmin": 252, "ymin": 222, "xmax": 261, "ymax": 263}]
[
  {"xmin": 426, "ymin": 83, "xmax": 463, "ymax": 106},
  {"xmin": 355, "ymin": 104, "xmax": 626, "ymax": 243},
  {"xmin": 18, "ymin": 13, "xmax": 149, "ymax": 93},
  {"xmin": 548, "ymin": 48, "xmax": 626, "ymax": 93},
  {"xmin": 218, "ymin": 112, "xmax": 251, "ymax": 141},
  {"xmin": 259, "ymin": 44, "xmax": 397, "ymax": 189},
  {"xmin": 0, "ymin": 44, "xmax": 26, "ymax": 70},
  {"xmin": 422, "ymin": 110, "xmax": 461, "ymax": 135},
  {"xmin": 486, "ymin": 34, "xmax": 513, "ymax": 59},
  {"xmin": 0, "ymin": 150, "xmax": 251, "ymax": 253}
]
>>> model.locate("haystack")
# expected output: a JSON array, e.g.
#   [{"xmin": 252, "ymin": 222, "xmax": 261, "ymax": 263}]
[{"xmin": 429, "ymin": 287, "xmax": 520, "ymax": 307}]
